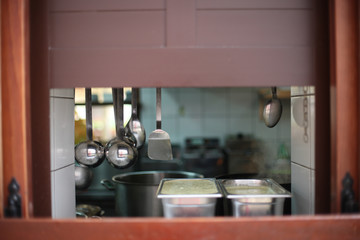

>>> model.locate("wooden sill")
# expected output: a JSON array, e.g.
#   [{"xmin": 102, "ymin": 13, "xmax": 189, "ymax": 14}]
[{"xmin": 1, "ymin": 215, "xmax": 360, "ymax": 240}]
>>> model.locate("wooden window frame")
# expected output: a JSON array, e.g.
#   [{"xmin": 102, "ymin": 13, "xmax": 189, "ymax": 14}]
[{"xmin": 1, "ymin": 0, "xmax": 360, "ymax": 239}]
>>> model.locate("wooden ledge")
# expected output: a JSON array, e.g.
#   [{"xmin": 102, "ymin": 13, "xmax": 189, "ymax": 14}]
[{"xmin": 1, "ymin": 215, "xmax": 360, "ymax": 240}]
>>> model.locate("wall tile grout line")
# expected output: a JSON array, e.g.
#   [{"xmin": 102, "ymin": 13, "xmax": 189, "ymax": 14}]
[
  {"xmin": 291, "ymin": 161, "xmax": 315, "ymax": 171},
  {"xmin": 50, "ymin": 163, "xmax": 75, "ymax": 173}
]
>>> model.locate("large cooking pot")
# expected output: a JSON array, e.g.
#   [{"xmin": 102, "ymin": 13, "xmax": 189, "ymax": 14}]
[{"xmin": 101, "ymin": 171, "xmax": 203, "ymax": 217}]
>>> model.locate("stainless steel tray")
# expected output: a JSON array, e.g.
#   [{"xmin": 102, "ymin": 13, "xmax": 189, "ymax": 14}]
[
  {"xmin": 218, "ymin": 179, "xmax": 291, "ymax": 199},
  {"xmin": 157, "ymin": 178, "xmax": 222, "ymax": 198},
  {"xmin": 217, "ymin": 179, "xmax": 291, "ymax": 216}
]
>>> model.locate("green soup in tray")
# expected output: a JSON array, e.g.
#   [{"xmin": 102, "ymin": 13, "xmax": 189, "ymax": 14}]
[
  {"xmin": 225, "ymin": 185, "xmax": 277, "ymax": 195},
  {"xmin": 160, "ymin": 179, "xmax": 220, "ymax": 195}
]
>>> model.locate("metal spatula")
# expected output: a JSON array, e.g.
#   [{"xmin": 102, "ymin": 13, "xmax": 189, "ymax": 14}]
[{"xmin": 148, "ymin": 88, "xmax": 173, "ymax": 160}]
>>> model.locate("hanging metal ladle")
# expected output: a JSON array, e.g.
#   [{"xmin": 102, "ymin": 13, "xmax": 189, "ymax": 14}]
[
  {"xmin": 263, "ymin": 87, "xmax": 283, "ymax": 128},
  {"xmin": 106, "ymin": 88, "xmax": 136, "ymax": 150},
  {"xmin": 105, "ymin": 88, "xmax": 137, "ymax": 169},
  {"xmin": 125, "ymin": 88, "xmax": 146, "ymax": 149},
  {"xmin": 74, "ymin": 88, "xmax": 105, "ymax": 167}
]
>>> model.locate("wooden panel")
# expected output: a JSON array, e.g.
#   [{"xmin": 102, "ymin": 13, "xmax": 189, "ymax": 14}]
[
  {"xmin": 329, "ymin": 0, "xmax": 337, "ymax": 212},
  {"xmin": 1, "ymin": 0, "xmax": 33, "ymax": 218},
  {"xmin": 0, "ymin": 0, "xmax": 2, "ymax": 219},
  {"xmin": 330, "ymin": 0, "xmax": 359, "ymax": 212},
  {"xmin": 1, "ymin": 215, "xmax": 360, "ymax": 240},
  {"xmin": 50, "ymin": 47, "xmax": 314, "ymax": 88},
  {"xmin": 166, "ymin": 0, "xmax": 196, "ymax": 47},
  {"xmin": 49, "ymin": 0, "xmax": 165, "ymax": 12},
  {"xmin": 359, "ymin": 1, "xmax": 360, "ymax": 210},
  {"xmin": 197, "ymin": 0, "xmax": 312, "ymax": 9},
  {"xmin": 197, "ymin": 10, "xmax": 312, "ymax": 47},
  {"xmin": 29, "ymin": 0, "xmax": 51, "ymax": 217},
  {"xmin": 50, "ymin": 11, "xmax": 165, "ymax": 48},
  {"xmin": 314, "ymin": 0, "xmax": 331, "ymax": 214}
]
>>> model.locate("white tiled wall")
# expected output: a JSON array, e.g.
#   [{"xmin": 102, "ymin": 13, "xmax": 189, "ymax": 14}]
[
  {"xmin": 50, "ymin": 97, "xmax": 76, "ymax": 170},
  {"xmin": 51, "ymin": 165, "xmax": 75, "ymax": 218},
  {"xmin": 290, "ymin": 86, "xmax": 315, "ymax": 214},
  {"xmin": 50, "ymin": 89, "xmax": 76, "ymax": 218},
  {"xmin": 140, "ymin": 87, "xmax": 291, "ymax": 175},
  {"xmin": 291, "ymin": 163, "xmax": 311, "ymax": 214}
]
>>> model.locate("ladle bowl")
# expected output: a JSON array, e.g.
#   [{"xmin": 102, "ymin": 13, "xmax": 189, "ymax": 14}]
[
  {"xmin": 128, "ymin": 118, "xmax": 145, "ymax": 149},
  {"xmin": 106, "ymin": 138, "xmax": 136, "ymax": 169},
  {"xmin": 263, "ymin": 87, "xmax": 282, "ymax": 128},
  {"xmin": 105, "ymin": 133, "xmax": 138, "ymax": 168},
  {"xmin": 75, "ymin": 164, "xmax": 94, "ymax": 190},
  {"xmin": 75, "ymin": 140, "xmax": 105, "ymax": 167}
]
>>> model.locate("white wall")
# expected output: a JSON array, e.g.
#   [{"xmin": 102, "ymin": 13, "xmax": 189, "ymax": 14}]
[
  {"xmin": 140, "ymin": 87, "xmax": 291, "ymax": 179},
  {"xmin": 291, "ymin": 86, "xmax": 315, "ymax": 214},
  {"xmin": 50, "ymin": 89, "xmax": 76, "ymax": 218}
]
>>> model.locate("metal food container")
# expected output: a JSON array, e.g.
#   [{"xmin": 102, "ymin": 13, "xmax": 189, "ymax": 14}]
[
  {"xmin": 218, "ymin": 179, "xmax": 291, "ymax": 217},
  {"xmin": 101, "ymin": 171, "xmax": 203, "ymax": 217},
  {"xmin": 157, "ymin": 178, "xmax": 222, "ymax": 218}
]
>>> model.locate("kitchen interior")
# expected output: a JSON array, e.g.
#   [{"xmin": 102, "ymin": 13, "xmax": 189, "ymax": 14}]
[
  {"xmin": 46, "ymin": 0, "xmax": 320, "ymax": 219},
  {"xmin": 3, "ymin": 0, "xmax": 360, "ymax": 238},
  {"xmin": 50, "ymin": 86, "xmax": 315, "ymax": 218}
]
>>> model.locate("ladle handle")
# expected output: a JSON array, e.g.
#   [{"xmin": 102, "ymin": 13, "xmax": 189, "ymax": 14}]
[
  {"xmin": 85, "ymin": 88, "xmax": 93, "ymax": 140},
  {"xmin": 100, "ymin": 179, "xmax": 115, "ymax": 191},
  {"xmin": 271, "ymin": 87, "xmax": 277, "ymax": 98},
  {"xmin": 156, "ymin": 88, "xmax": 161, "ymax": 129},
  {"xmin": 112, "ymin": 88, "xmax": 118, "ymax": 133},
  {"xmin": 116, "ymin": 88, "xmax": 124, "ymax": 137},
  {"xmin": 132, "ymin": 88, "xmax": 138, "ymax": 116}
]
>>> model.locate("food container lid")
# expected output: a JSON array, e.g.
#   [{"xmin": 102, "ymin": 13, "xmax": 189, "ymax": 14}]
[
  {"xmin": 157, "ymin": 178, "xmax": 222, "ymax": 198},
  {"xmin": 218, "ymin": 178, "xmax": 292, "ymax": 199}
]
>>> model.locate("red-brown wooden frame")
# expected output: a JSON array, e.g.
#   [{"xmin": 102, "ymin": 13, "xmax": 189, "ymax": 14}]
[
  {"xmin": 330, "ymin": 0, "xmax": 360, "ymax": 212},
  {"xmin": 1, "ymin": 0, "xmax": 360, "ymax": 239},
  {"xmin": 1, "ymin": 215, "xmax": 360, "ymax": 240},
  {"xmin": 1, "ymin": 0, "xmax": 33, "ymax": 218}
]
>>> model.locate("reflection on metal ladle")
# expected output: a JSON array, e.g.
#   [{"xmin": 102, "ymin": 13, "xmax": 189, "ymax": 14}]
[
  {"xmin": 105, "ymin": 88, "xmax": 137, "ymax": 169},
  {"xmin": 263, "ymin": 87, "xmax": 282, "ymax": 128},
  {"xmin": 74, "ymin": 88, "xmax": 105, "ymax": 167}
]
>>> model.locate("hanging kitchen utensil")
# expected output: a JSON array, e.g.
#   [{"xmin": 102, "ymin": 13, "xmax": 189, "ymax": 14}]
[
  {"xmin": 105, "ymin": 88, "xmax": 119, "ymax": 151},
  {"xmin": 75, "ymin": 88, "xmax": 105, "ymax": 167},
  {"xmin": 105, "ymin": 88, "xmax": 137, "ymax": 169},
  {"xmin": 105, "ymin": 90, "xmax": 118, "ymax": 155},
  {"xmin": 126, "ymin": 88, "xmax": 146, "ymax": 149},
  {"xmin": 75, "ymin": 164, "xmax": 93, "ymax": 190},
  {"xmin": 106, "ymin": 88, "xmax": 137, "ymax": 152},
  {"xmin": 263, "ymin": 87, "xmax": 282, "ymax": 128},
  {"xmin": 148, "ymin": 88, "xmax": 173, "ymax": 160},
  {"xmin": 114, "ymin": 88, "xmax": 137, "ymax": 148},
  {"xmin": 119, "ymin": 90, "xmax": 138, "ymax": 160}
]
